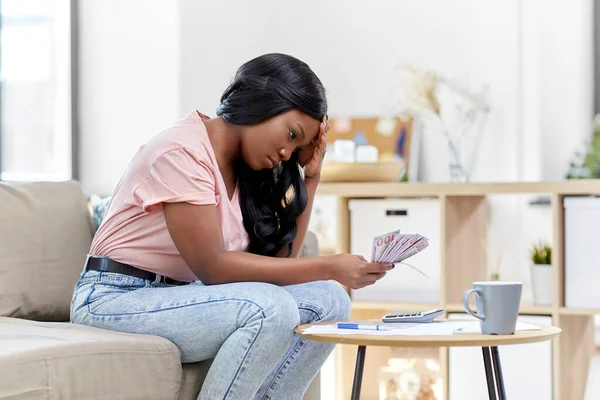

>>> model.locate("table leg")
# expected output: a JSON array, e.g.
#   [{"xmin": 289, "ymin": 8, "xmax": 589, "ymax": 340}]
[
  {"xmin": 491, "ymin": 346, "xmax": 507, "ymax": 399},
  {"xmin": 481, "ymin": 346, "xmax": 506, "ymax": 400},
  {"xmin": 482, "ymin": 347, "xmax": 497, "ymax": 400},
  {"xmin": 351, "ymin": 345, "xmax": 366, "ymax": 400}
]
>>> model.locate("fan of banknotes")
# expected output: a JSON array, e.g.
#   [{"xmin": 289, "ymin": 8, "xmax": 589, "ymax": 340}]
[{"xmin": 371, "ymin": 229, "xmax": 430, "ymax": 278}]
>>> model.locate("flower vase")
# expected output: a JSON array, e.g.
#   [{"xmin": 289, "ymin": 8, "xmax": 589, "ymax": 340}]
[
  {"xmin": 447, "ymin": 136, "xmax": 469, "ymax": 183},
  {"xmin": 531, "ymin": 264, "xmax": 552, "ymax": 306}
]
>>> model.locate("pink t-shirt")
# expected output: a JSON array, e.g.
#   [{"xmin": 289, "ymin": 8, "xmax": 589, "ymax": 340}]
[{"xmin": 90, "ymin": 110, "xmax": 249, "ymax": 282}]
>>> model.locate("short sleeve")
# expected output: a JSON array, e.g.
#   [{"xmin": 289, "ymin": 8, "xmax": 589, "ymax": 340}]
[{"xmin": 133, "ymin": 148, "xmax": 217, "ymax": 212}]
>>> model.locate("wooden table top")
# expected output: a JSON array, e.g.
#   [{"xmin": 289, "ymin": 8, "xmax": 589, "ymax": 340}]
[{"xmin": 295, "ymin": 320, "xmax": 561, "ymax": 348}]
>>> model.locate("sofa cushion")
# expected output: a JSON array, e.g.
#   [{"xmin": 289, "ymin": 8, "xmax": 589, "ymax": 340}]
[
  {"xmin": 178, "ymin": 361, "xmax": 212, "ymax": 400},
  {"xmin": 0, "ymin": 317, "xmax": 182, "ymax": 400},
  {"xmin": 0, "ymin": 181, "xmax": 93, "ymax": 321},
  {"xmin": 299, "ymin": 230, "xmax": 319, "ymax": 258},
  {"xmin": 89, "ymin": 194, "xmax": 112, "ymax": 232}
]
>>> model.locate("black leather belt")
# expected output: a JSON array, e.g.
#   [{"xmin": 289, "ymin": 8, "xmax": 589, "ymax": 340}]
[{"xmin": 85, "ymin": 256, "xmax": 189, "ymax": 286}]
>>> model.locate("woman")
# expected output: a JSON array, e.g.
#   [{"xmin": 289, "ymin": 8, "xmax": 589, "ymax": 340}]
[{"xmin": 70, "ymin": 53, "xmax": 392, "ymax": 399}]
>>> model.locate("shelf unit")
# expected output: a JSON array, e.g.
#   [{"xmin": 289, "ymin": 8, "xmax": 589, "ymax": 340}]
[{"xmin": 316, "ymin": 180, "xmax": 600, "ymax": 400}]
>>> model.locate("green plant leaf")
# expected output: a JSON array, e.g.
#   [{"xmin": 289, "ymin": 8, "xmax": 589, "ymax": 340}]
[{"xmin": 530, "ymin": 241, "xmax": 552, "ymax": 264}]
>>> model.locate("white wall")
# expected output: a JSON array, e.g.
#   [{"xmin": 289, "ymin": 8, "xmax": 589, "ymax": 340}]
[
  {"xmin": 520, "ymin": 0, "xmax": 595, "ymax": 182},
  {"xmin": 179, "ymin": 1, "xmax": 520, "ymax": 187},
  {"xmin": 79, "ymin": 0, "xmax": 181, "ymax": 195},
  {"xmin": 80, "ymin": 0, "xmax": 595, "ymax": 193},
  {"xmin": 177, "ymin": 0, "xmax": 594, "ymax": 181},
  {"xmin": 179, "ymin": 0, "xmax": 276, "ymax": 116},
  {"xmin": 536, "ymin": 0, "xmax": 595, "ymax": 181}
]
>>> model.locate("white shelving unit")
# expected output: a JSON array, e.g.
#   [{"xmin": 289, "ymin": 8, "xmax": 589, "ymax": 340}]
[{"xmin": 314, "ymin": 180, "xmax": 600, "ymax": 400}]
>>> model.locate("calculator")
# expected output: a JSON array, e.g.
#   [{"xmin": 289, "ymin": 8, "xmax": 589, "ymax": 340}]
[{"xmin": 381, "ymin": 308, "xmax": 445, "ymax": 323}]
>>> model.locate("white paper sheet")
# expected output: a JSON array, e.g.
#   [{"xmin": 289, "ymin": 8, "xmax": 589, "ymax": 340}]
[
  {"xmin": 455, "ymin": 321, "xmax": 542, "ymax": 333},
  {"xmin": 300, "ymin": 321, "xmax": 542, "ymax": 336},
  {"xmin": 302, "ymin": 321, "xmax": 466, "ymax": 336}
]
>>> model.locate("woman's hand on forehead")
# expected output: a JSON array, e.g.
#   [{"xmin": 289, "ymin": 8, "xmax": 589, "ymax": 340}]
[
  {"xmin": 297, "ymin": 143, "xmax": 312, "ymax": 167},
  {"xmin": 297, "ymin": 115, "xmax": 327, "ymax": 168}
]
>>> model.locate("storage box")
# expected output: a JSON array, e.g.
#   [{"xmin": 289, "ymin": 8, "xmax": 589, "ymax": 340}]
[
  {"xmin": 349, "ymin": 198, "xmax": 441, "ymax": 303},
  {"xmin": 564, "ymin": 197, "xmax": 600, "ymax": 308}
]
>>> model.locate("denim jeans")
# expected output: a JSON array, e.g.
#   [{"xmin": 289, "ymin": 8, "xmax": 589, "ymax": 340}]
[{"xmin": 70, "ymin": 270, "xmax": 351, "ymax": 400}]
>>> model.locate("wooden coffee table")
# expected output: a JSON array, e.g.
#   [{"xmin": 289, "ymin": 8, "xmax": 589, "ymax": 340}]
[{"xmin": 296, "ymin": 320, "xmax": 561, "ymax": 400}]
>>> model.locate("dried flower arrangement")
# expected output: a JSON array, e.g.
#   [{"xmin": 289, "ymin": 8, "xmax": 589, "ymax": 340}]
[{"xmin": 388, "ymin": 64, "xmax": 492, "ymax": 182}]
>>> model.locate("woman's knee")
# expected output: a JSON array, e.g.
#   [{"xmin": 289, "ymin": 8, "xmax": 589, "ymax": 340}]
[
  {"xmin": 243, "ymin": 283, "xmax": 300, "ymax": 333},
  {"xmin": 302, "ymin": 281, "xmax": 352, "ymax": 322},
  {"xmin": 326, "ymin": 281, "xmax": 352, "ymax": 321}
]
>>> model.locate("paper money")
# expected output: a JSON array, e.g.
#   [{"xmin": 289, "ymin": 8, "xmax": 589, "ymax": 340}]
[
  {"xmin": 371, "ymin": 229, "xmax": 400, "ymax": 262},
  {"xmin": 370, "ymin": 230, "xmax": 430, "ymax": 277},
  {"xmin": 388, "ymin": 234, "xmax": 427, "ymax": 263}
]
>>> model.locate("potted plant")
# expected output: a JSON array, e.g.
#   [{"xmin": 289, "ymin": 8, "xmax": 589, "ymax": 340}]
[
  {"xmin": 565, "ymin": 113, "xmax": 600, "ymax": 179},
  {"xmin": 530, "ymin": 241, "xmax": 552, "ymax": 306}
]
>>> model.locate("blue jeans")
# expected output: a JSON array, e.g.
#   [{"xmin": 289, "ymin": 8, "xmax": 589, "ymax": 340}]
[{"xmin": 70, "ymin": 270, "xmax": 351, "ymax": 400}]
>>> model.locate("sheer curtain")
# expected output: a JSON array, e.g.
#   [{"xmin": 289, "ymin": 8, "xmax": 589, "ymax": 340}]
[{"xmin": 0, "ymin": 0, "xmax": 73, "ymax": 181}]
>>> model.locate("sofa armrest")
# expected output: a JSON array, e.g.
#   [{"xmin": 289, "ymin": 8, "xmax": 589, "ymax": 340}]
[{"xmin": 299, "ymin": 231, "xmax": 319, "ymax": 258}]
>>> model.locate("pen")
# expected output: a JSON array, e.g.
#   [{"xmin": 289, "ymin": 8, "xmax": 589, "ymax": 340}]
[{"xmin": 337, "ymin": 323, "xmax": 392, "ymax": 331}]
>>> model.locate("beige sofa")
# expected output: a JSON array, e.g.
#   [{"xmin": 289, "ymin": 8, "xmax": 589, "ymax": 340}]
[{"xmin": 0, "ymin": 181, "xmax": 322, "ymax": 400}]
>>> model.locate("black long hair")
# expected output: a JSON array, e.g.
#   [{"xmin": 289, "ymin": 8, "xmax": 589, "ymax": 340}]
[{"xmin": 216, "ymin": 53, "xmax": 327, "ymax": 257}]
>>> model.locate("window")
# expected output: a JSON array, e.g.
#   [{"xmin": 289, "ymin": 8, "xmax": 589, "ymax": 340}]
[{"xmin": 0, "ymin": 0, "xmax": 76, "ymax": 181}]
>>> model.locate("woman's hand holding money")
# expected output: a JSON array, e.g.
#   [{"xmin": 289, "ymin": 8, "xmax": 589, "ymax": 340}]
[{"xmin": 326, "ymin": 254, "xmax": 394, "ymax": 289}]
